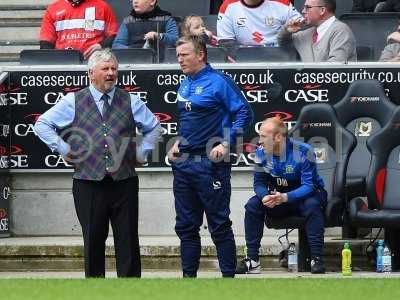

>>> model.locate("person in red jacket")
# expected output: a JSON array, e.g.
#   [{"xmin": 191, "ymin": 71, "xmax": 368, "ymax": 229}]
[{"xmin": 39, "ymin": 0, "xmax": 118, "ymax": 59}]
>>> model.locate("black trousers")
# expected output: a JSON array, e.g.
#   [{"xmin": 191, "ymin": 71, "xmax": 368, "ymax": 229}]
[{"xmin": 72, "ymin": 176, "xmax": 141, "ymax": 278}]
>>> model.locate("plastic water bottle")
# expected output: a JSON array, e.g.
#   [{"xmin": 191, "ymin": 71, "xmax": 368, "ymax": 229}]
[
  {"xmin": 288, "ymin": 243, "xmax": 298, "ymax": 272},
  {"xmin": 382, "ymin": 245, "xmax": 392, "ymax": 273},
  {"xmin": 376, "ymin": 240, "xmax": 384, "ymax": 273},
  {"xmin": 342, "ymin": 242, "xmax": 352, "ymax": 276}
]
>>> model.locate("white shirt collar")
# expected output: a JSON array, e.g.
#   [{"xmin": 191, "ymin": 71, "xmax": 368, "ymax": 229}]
[{"xmin": 316, "ymin": 15, "xmax": 336, "ymax": 42}]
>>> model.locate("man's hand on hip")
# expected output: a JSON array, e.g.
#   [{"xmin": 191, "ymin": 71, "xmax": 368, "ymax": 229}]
[
  {"xmin": 209, "ymin": 144, "xmax": 228, "ymax": 161},
  {"xmin": 167, "ymin": 141, "xmax": 180, "ymax": 162}
]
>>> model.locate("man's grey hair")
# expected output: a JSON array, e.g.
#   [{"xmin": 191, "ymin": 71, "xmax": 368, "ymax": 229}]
[{"xmin": 87, "ymin": 48, "xmax": 118, "ymax": 71}]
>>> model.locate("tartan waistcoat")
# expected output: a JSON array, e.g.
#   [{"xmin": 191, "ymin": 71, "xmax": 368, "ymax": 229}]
[{"xmin": 70, "ymin": 87, "xmax": 137, "ymax": 181}]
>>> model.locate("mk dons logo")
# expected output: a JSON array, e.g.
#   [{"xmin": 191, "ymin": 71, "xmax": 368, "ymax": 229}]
[
  {"xmin": 265, "ymin": 16, "xmax": 274, "ymax": 26},
  {"xmin": 314, "ymin": 147, "xmax": 327, "ymax": 164},
  {"xmin": 355, "ymin": 121, "xmax": 372, "ymax": 137}
]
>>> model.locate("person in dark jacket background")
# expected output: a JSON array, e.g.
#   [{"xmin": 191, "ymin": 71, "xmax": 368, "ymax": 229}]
[
  {"xmin": 352, "ymin": 0, "xmax": 381, "ymax": 12},
  {"xmin": 112, "ymin": 0, "xmax": 178, "ymax": 50}
]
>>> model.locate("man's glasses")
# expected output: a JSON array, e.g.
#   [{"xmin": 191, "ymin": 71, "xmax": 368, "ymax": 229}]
[{"xmin": 303, "ymin": 5, "xmax": 325, "ymax": 10}]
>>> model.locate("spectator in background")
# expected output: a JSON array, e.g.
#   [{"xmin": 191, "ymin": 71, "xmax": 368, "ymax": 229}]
[
  {"xmin": 379, "ymin": 21, "xmax": 400, "ymax": 61},
  {"xmin": 181, "ymin": 15, "xmax": 218, "ymax": 46},
  {"xmin": 374, "ymin": 0, "xmax": 400, "ymax": 12},
  {"xmin": 277, "ymin": 0, "xmax": 357, "ymax": 62},
  {"xmin": 112, "ymin": 0, "xmax": 178, "ymax": 51},
  {"xmin": 352, "ymin": 0, "xmax": 381, "ymax": 12},
  {"xmin": 39, "ymin": 0, "xmax": 118, "ymax": 60},
  {"xmin": 217, "ymin": 0, "xmax": 302, "ymax": 47}
]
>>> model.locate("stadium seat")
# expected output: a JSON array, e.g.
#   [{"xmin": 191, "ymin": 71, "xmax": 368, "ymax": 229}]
[
  {"xmin": 265, "ymin": 103, "xmax": 356, "ymax": 271},
  {"xmin": 164, "ymin": 47, "xmax": 228, "ymax": 63},
  {"xmin": 340, "ymin": 13, "xmax": 400, "ymax": 60},
  {"xmin": 158, "ymin": 0, "xmax": 211, "ymax": 17},
  {"xmin": 333, "ymin": 79, "xmax": 396, "ymax": 237},
  {"xmin": 235, "ymin": 46, "xmax": 299, "ymax": 62},
  {"xmin": 334, "ymin": 80, "xmax": 396, "ymax": 198},
  {"xmin": 113, "ymin": 48, "xmax": 155, "ymax": 64},
  {"xmin": 356, "ymin": 45, "xmax": 375, "ymax": 62},
  {"xmin": 19, "ymin": 50, "xmax": 82, "ymax": 65},
  {"xmin": 350, "ymin": 106, "xmax": 400, "ymax": 270}
]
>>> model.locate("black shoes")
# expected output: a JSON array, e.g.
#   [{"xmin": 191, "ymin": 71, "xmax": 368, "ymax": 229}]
[
  {"xmin": 235, "ymin": 257, "xmax": 261, "ymax": 274},
  {"xmin": 310, "ymin": 256, "xmax": 326, "ymax": 274}
]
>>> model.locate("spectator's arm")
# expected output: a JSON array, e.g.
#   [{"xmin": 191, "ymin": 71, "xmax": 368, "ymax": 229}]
[
  {"xmin": 104, "ymin": 4, "xmax": 119, "ymax": 37},
  {"xmin": 217, "ymin": 6, "xmax": 236, "ymax": 42},
  {"xmin": 286, "ymin": 5, "xmax": 303, "ymax": 21},
  {"xmin": 160, "ymin": 18, "xmax": 179, "ymax": 46},
  {"xmin": 327, "ymin": 28, "xmax": 357, "ymax": 62},
  {"xmin": 39, "ymin": 8, "xmax": 56, "ymax": 44},
  {"xmin": 277, "ymin": 26, "xmax": 294, "ymax": 48},
  {"xmin": 40, "ymin": 41, "xmax": 55, "ymax": 49},
  {"xmin": 379, "ymin": 44, "xmax": 399, "ymax": 61},
  {"xmin": 112, "ymin": 23, "xmax": 129, "ymax": 49}
]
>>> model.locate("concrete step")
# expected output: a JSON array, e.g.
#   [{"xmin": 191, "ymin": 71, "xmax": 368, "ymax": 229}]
[
  {"xmin": 0, "ymin": 26, "xmax": 39, "ymax": 42},
  {"xmin": 0, "ymin": 10, "xmax": 44, "ymax": 19},
  {"xmin": 0, "ymin": 20, "xmax": 42, "ymax": 27},
  {"xmin": 0, "ymin": 236, "xmax": 373, "ymax": 272},
  {"xmin": 0, "ymin": 45, "xmax": 38, "ymax": 54},
  {"xmin": 0, "ymin": 53, "xmax": 20, "ymax": 63},
  {"xmin": 0, "ymin": 40, "xmax": 38, "ymax": 46},
  {"xmin": 0, "ymin": 0, "xmax": 52, "ymax": 6}
]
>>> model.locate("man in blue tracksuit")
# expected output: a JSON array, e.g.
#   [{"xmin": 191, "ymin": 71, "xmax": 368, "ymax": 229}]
[
  {"xmin": 236, "ymin": 117, "xmax": 327, "ymax": 274},
  {"xmin": 168, "ymin": 35, "xmax": 253, "ymax": 278}
]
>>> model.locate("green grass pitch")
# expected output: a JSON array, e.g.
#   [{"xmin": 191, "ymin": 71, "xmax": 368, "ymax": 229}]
[{"xmin": 1, "ymin": 278, "xmax": 400, "ymax": 300}]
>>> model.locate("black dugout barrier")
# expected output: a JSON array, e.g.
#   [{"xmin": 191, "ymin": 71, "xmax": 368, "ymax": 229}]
[
  {"xmin": 0, "ymin": 71, "xmax": 10, "ymax": 237},
  {"xmin": 2, "ymin": 63, "xmax": 400, "ymax": 172}
]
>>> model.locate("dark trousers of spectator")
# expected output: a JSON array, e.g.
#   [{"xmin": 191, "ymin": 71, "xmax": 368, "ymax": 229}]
[
  {"xmin": 72, "ymin": 176, "xmax": 141, "ymax": 278},
  {"xmin": 172, "ymin": 157, "xmax": 237, "ymax": 277},
  {"xmin": 244, "ymin": 190, "xmax": 327, "ymax": 261}
]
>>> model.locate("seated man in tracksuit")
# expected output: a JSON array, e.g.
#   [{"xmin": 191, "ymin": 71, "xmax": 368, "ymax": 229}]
[{"xmin": 236, "ymin": 117, "xmax": 327, "ymax": 274}]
